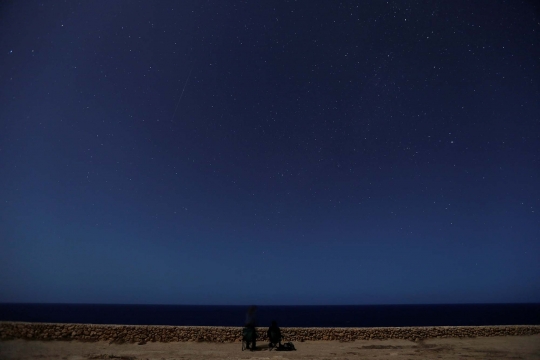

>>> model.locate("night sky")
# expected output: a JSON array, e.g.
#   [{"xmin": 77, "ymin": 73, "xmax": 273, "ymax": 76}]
[{"xmin": 1, "ymin": 1, "xmax": 539, "ymax": 305}]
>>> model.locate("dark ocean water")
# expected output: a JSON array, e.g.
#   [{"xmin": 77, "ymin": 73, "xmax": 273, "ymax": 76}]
[{"xmin": 1, "ymin": 303, "xmax": 539, "ymax": 327}]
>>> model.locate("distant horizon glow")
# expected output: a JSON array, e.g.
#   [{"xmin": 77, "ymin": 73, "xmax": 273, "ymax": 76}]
[{"xmin": 2, "ymin": 301, "xmax": 540, "ymax": 306}]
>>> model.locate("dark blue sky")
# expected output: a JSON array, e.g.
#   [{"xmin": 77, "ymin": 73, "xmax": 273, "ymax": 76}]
[{"xmin": 1, "ymin": 0, "xmax": 539, "ymax": 305}]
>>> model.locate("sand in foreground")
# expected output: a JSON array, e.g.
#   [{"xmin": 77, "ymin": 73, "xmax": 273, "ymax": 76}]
[{"xmin": 1, "ymin": 335, "xmax": 539, "ymax": 360}]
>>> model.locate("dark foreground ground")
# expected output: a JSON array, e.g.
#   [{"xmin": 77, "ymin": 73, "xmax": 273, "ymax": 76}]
[{"xmin": 1, "ymin": 334, "xmax": 540, "ymax": 360}]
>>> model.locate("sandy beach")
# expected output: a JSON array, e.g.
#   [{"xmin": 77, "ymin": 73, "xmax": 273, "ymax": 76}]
[{"xmin": 1, "ymin": 334, "xmax": 540, "ymax": 360}]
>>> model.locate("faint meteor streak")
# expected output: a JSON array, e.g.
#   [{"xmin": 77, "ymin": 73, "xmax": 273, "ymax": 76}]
[{"xmin": 171, "ymin": 66, "xmax": 193, "ymax": 121}]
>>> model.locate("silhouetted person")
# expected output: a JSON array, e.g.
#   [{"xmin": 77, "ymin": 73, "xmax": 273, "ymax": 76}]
[
  {"xmin": 267, "ymin": 320, "xmax": 282, "ymax": 349},
  {"xmin": 243, "ymin": 305, "xmax": 257, "ymax": 350}
]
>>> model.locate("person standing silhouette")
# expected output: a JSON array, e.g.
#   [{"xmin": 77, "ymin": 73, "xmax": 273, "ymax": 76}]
[{"xmin": 244, "ymin": 306, "xmax": 257, "ymax": 350}]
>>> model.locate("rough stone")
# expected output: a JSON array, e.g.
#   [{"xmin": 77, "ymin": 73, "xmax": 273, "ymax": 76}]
[{"xmin": 1, "ymin": 322, "xmax": 539, "ymax": 343}]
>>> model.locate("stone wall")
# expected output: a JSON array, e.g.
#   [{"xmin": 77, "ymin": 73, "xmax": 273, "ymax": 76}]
[{"xmin": 1, "ymin": 322, "xmax": 539, "ymax": 344}]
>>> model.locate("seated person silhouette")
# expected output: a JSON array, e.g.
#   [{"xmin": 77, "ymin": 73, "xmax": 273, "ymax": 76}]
[{"xmin": 267, "ymin": 321, "xmax": 282, "ymax": 349}]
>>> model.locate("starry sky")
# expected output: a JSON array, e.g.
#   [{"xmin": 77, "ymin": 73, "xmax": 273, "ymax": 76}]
[{"xmin": 1, "ymin": 0, "xmax": 539, "ymax": 305}]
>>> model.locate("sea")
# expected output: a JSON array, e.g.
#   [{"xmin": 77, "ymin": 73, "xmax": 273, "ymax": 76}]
[{"xmin": 1, "ymin": 303, "xmax": 539, "ymax": 328}]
